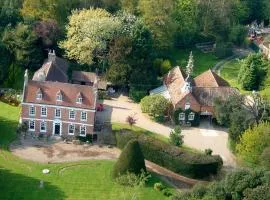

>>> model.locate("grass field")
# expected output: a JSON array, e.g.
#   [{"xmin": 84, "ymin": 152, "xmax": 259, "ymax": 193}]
[
  {"xmin": 0, "ymin": 102, "xmax": 173, "ymax": 200},
  {"xmin": 220, "ymin": 58, "xmax": 270, "ymax": 99},
  {"xmin": 169, "ymin": 48, "xmax": 221, "ymax": 76}
]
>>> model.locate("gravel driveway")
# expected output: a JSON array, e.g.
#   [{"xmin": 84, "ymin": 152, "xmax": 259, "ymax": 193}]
[{"xmin": 97, "ymin": 94, "xmax": 236, "ymax": 167}]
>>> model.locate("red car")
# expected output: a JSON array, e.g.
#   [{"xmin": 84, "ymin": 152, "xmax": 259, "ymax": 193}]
[{"xmin": 96, "ymin": 103, "xmax": 104, "ymax": 111}]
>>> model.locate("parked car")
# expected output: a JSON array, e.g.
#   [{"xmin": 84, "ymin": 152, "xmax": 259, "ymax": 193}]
[{"xmin": 96, "ymin": 103, "xmax": 104, "ymax": 111}]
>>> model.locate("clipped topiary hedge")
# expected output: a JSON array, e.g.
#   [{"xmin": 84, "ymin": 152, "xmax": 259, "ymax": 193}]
[{"xmin": 115, "ymin": 130, "xmax": 222, "ymax": 179}]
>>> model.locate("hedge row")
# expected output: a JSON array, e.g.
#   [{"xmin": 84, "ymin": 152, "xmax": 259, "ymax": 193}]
[{"xmin": 115, "ymin": 130, "xmax": 223, "ymax": 179}]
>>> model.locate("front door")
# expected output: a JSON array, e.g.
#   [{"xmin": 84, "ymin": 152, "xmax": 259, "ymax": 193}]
[{"xmin": 54, "ymin": 122, "xmax": 61, "ymax": 136}]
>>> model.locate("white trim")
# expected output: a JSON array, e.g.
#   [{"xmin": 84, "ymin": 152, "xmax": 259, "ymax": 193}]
[
  {"xmin": 179, "ymin": 113, "xmax": 185, "ymax": 121},
  {"xmin": 22, "ymin": 102, "xmax": 96, "ymax": 112},
  {"xmin": 53, "ymin": 121, "xmax": 62, "ymax": 136},
  {"xmin": 29, "ymin": 105, "xmax": 36, "ymax": 116},
  {"xmin": 80, "ymin": 126, "xmax": 86, "ymax": 137},
  {"xmin": 68, "ymin": 124, "xmax": 75, "ymax": 135},
  {"xmin": 69, "ymin": 110, "xmax": 75, "ymax": 120},
  {"xmin": 41, "ymin": 106, "xmax": 47, "ymax": 117},
  {"xmin": 29, "ymin": 120, "xmax": 35, "ymax": 131},
  {"xmin": 40, "ymin": 121, "xmax": 47, "ymax": 133},
  {"xmin": 188, "ymin": 112, "xmax": 195, "ymax": 120},
  {"xmin": 22, "ymin": 117, "xmax": 94, "ymax": 127},
  {"xmin": 81, "ymin": 111, "xmax": 87, "ymax": 121},
  {"xmin": 55, "ymin": 108, "xmax": 61, "ymax": 118}
]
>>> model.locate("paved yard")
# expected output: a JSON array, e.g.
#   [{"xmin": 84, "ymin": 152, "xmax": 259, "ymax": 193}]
[{"xmin": 97, "ymin": 94, "xmax": 236, "ymax": 167}]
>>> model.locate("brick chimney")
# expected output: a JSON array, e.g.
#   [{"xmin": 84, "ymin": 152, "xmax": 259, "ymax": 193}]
[{"xmin": 48, "ymin": 49, "xmax": 56, "ymax": 62}]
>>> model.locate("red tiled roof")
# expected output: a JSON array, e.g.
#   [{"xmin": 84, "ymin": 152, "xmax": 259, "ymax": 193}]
[
  {"xmin": 163, "ymin": 66, "xmax": 188, "ymax": 106},
  {"xmin": 24, "ymin": 80, "xmax": 96, "ymax": 110},
  {"xmin": 194, "ymin": 70, "xmax": 230, "ymax": 87}
]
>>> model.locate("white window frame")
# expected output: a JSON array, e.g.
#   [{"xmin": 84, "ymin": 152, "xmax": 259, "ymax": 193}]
[
  {"xmin": 36, "ymin": 92, "xmax": 42, "ymax": 100},
  {"xmin": 185, "ymin": 102, "xmax": 191, "ymax": 110},
  {"xmin": 80, "ymin": 126, "xmax": 86, "ymax": 136},
  {"xmin": 55, "ymin": 108, "xmax": 61, "ymax": 118},
  {"xmin": 179, "ymin": 113, "xmax": 185, "ymax": 121},
  {"xmin": 56, "ymin": 93, "xmax": 62, "ymax": 101},
  {"xmin": 29, "ymin": 120, "xmax": 35, "ymax": 131},
  {"xmin": 188, "ymin": 112, "xmax": 195, "ymax": 121},
  {"xmin": 29, "ymin": 106, "xmax": 36, "ymax": 116},
  {"xmin": 40, "ymin": 121, "xmax": 47, "ymax": 133},
  {"xmin": 69, "ymin": 110, "xmax": 75, "ymax": 120},
  {"xmin": 41, "ymin": 106, "xmax": 47, "ymax": 117},
  {"xmin": 76, "ymin": 97, "xmax": 83, "ymax": 104},
  {"xmin": 81, "ymin": 111, "xmax": 87, "ymax": 121},
  {"xmin": 68, "ymin": 124, "xmax": 75, "ymax": 135}
]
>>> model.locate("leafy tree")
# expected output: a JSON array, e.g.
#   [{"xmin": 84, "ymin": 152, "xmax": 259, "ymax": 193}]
[
  {"xmin": 0, "ymin": 42, "xmax": 12, "ymax": 85},
  {"xmin": 160, "ymin": 59, "xmax": 172, "ymax": 75},
  {"xmin": 120, "ymin": 0, "xmax": 139, "ymax": 15},
  {"xmin": 173, "ymin": 0, "xmax": 198, "ymax": 46},
  {"xmin": 126, "ymin": 114, "xmax": 137, "ymax": 128},
  {"xmin": 112, "ymin": 139, "xmax": 146, "ymax": 178},
  {"xmin": 106, "ymin": 63, "xmax": 131, "ymax": 86},
  {"xmin": 33, "ymin": 19, "xmax": 62, "ymax": 48},
  {"xmin": 140, "ymin": 95, "xmax": 168, "ymax": 117},
  {"xmin": 229, "ymin": 24, "xmax": 248, "ymax": 46},
  {"xmin": 169, "ymin": 126, "xmax": 183, "ymax": 147},
  {"xmin": 60, "ymin": 8, "xmax": 121, "ymax": 65},
  {"xmin": 243, "ymin": 185, "xmax": 270, "ymax": 200},
  {"xmin": 260, "ymin": 147, "xmax": 270, "ymax": 169},
  {"xmin": 138, "ymin": 0, "xmax": 176, "ymax": 49},
  {"xmin": 2, "ymin": 23, "xmax": 43, "ymax": 71},
  {"xmin": 236, "ymin": 122, "xmax": 270, "ymax": 166},
  {"xmin": 0, "ymin": 0, "xmax": 22, "ymax": 27}
]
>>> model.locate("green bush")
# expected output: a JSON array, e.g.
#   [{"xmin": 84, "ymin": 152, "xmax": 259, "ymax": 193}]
[
  {"xmin": 160, "ymin": 59, "xmax": 172, "ymax": 75},
  {"xmin": 162, "ymin": 188, "xmax": 173, "ymax": 197},
  {"xmin": 112, "ymin": 139, "xmax": 146, "ymax": 178},
  {"xmin": 154, "ymin": 182, "xmax": 165, "ymax": 191},
  {"xmin": 129, "ymin": 87, "xmax": 148, "ymax": 103},
  {"xmin": 114, "ymin": 170, "xmax": 151, "ymax": 187},
  {"xmin": 205, "ymin": 149, "xmax": 213, "ymax": 156},
  {"xmin": 115, "ymin": 130, "xmax": 223, "ymax": 179},
  {"xmin": 169, "ymin": 126, "xmax": 184, "ymax": 147},
  {"xmin": 140, "ymin": 95, "xmax": 168, "ymax": 118}
]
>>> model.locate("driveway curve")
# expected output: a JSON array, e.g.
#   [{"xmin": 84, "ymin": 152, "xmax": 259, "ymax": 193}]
[{"xmin": 97, "ymin": 95, "xmax": 237, "ymax": 167}]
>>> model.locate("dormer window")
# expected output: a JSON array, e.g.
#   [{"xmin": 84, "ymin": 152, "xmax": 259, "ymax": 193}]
[
  {"xmin": 76, "ymin": 93, "xmax": 83, "ymax": 104},
  {"xmin": 36, "ymin": 88, "xmax": 42, "ymax": 100},
  {"xmin": 56, "ymin": 91, "xmax": 63, "ymax": 101}
]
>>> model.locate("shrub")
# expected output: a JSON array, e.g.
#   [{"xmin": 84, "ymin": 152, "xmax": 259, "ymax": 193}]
[
  {"xmin": 162, "ymin": 188, "xmax": 173, "ymax": 197},
  {"xmin": 115, "ymin": 130, "xmax": 223, "ymax": 178},
  {"xmin": 205, "ymin": 149, "xmax": 213, "ymax": 156},
  {"xmin": 129, "ymin": 87, "xmax": 148, "ymax": 103},
  {"xmin": 260, "ymin": 147, "xmax": 270, "ymax": 169},
  {"xmin": 154, "ymin": 182, "xmax": 165, "ymax": 191},
  {"xmin": 126, "ymin": 114, "xmax": 137, "ymax": 127},
  {"xmin": 169, "ymin": 126, "xmax": 184, "ymax": 147},
  {"xmin": 112, "ymin": 139, "xmax": 146, "ymax": 178},
  {"xmin": 114, "ymin": 170, "xmax": 151, "ymax": 187},
  {"xmin": 243, "ymin": 185, "xmax": 270, "ymax": 200},
  {"xmin": 140, "ymin": 95, "xmax": 168, "ymax": 118},
  {"xmin": 160, "ymin": 59, "xmax": 172, "ymax": 75},
  {"xmin": 76, "ymin": 135, "xmax": 93, "ymax": 143}
]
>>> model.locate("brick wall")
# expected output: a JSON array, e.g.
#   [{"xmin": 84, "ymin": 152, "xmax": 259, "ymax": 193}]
[{"xmin": 21, "ymin": 104, "xmax": 95, "ymax": 136}]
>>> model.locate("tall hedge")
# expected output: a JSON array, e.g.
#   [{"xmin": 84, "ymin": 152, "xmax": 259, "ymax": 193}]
[
  {"xmin": 112, "ymin": 139, "xmax": 146, "ymax": 178},
  {"xmin": 115, "ymin": 130, "xmax": 223, "ymax": 179}
]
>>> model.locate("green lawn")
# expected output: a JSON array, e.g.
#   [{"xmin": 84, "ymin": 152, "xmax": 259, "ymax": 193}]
[
  {"xmin": 169, "ymin": 48, "xmax": 221, "ymax": 76},
  {"xmin": 220, "ymin": 58, "xmax": 270, "ymax": 99},
  {"xmin": 0, "ymin": 102, "xmax": 173, "ymax": 200}
]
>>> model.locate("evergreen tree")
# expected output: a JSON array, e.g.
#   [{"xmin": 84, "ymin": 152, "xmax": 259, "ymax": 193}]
[
  {"xmin": 186, "ymin": 51, "xmax": 194, "ymax": 76},
  {"xmin": 112, "ymin": 139, "xmax": 146, "ymax": 178},
  {"xmin": 242, "ymin": 63, "xmax": 258, "ymax": 90}
]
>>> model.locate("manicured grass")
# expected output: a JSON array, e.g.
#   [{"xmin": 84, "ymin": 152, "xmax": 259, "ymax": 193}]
[
  {"xmin": 220, "ymin": 59, "xmax": 244, "ymax": 92},
  {"xmin": 169, "ymin": 48, "xmax": 221, "ymax": 76},
  {"xmin": 220, "ymin": 58, "xmax": 270, "ymax": 99},
  {"xmin": 0, "ymin": 102, "xmax": 173, "ymax": 200},
  {"xmin": 112, "ymin": 122, "xmax": 202, "ymax": 154}
]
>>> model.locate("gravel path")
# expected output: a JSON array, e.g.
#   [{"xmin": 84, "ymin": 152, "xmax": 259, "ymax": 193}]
[{"xmin": 97, "ymin": 95, "xmax": 237, "ymax": 167}]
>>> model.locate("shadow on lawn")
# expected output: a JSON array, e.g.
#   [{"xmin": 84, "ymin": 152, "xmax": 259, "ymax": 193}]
[
  {"xmin": 0, "ymin": 168, "xmax": 66, "ymax": 200},
  {"xmin": 0, "ymin": 116, "xmax": 19, "ymax": 148}
]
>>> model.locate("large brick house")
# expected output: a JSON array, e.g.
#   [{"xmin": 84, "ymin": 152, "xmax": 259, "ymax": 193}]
[
  {"xmin": 150, "ymin": 66, "xmax": 238, "ymax": 124},
  {"xmin": 20, "ymin": 51, "xmax": 98, "ymax": 137}
]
